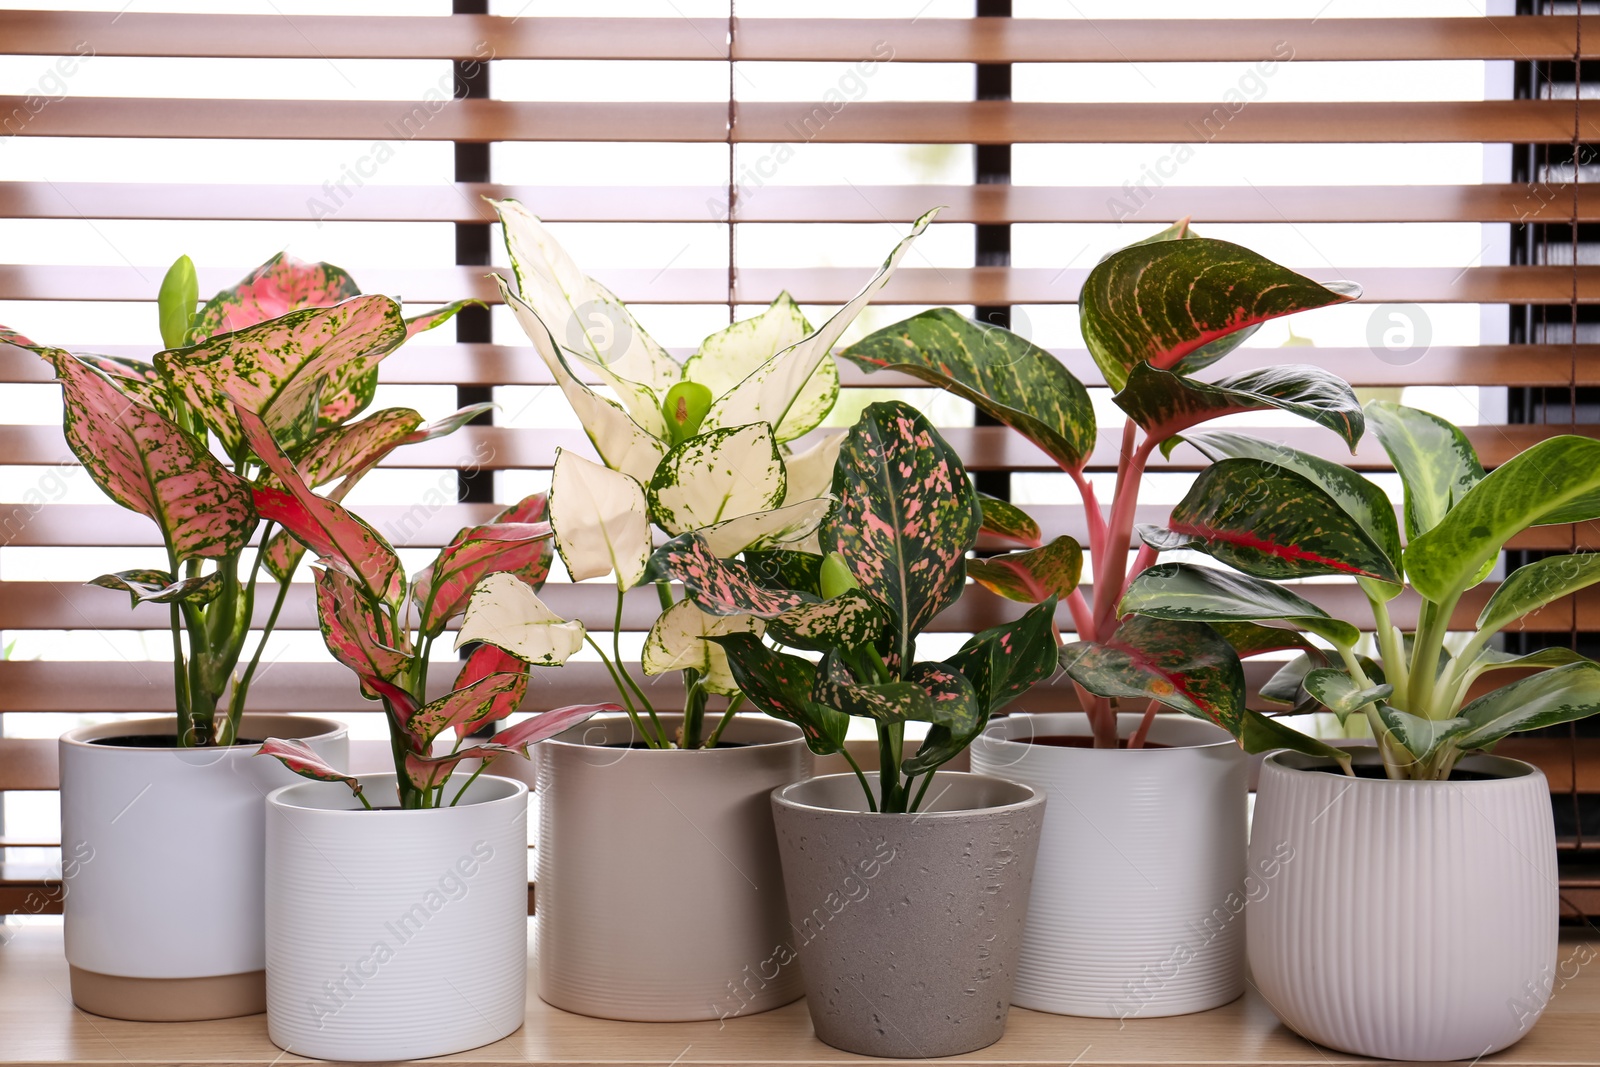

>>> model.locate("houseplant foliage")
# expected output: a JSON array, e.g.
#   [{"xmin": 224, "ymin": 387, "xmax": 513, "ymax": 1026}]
[
  {"xmin": 490, "ymin": 198, "xmax": 938, "ymax": 750},
  {"xmin": 842, "ymin": 221, "xmax": 1362, "ymax": 752},
  {"xmin": 12, "ymin": 252, "xmax": 483, "ymax": 746},
  {"xmin": 1121, "ymin": 403, "xmax": 1600, "ymax": 781},
  {"xmin": 645, "ymin": 400, "xmax": 1062, "ymax": 813},
  {"xmin": 233, "ymin": 402, "xmax": 617, "ymax": 808}
]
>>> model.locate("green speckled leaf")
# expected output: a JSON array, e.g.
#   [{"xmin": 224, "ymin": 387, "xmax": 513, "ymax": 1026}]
[
  {"xmin": 1375, "ymin": 704, "xmax": 1466, "ymax": 761},
  {"xmin": 1406, "ymin": 436, "xmax": 1600, "ymax": 603},
  {"xmin": 944, "ymin": 598, "xmax": 1060, "ymax": 715},
  {"xmin": 647, "ymin": 422, "xmax": 786, "ymax": 535},
  {"xmin": 1116, "ymin": 362, "xmax": 1363, "ymax": 451},
  {"xmin": 1477, "ymin": 553, "xmax": 1600, "ymax": 636},
  {"xmin": 90, "ymin": 568, "xmax": 221, "ymax": 607},
  {"xmin": 1059, "ymin": 615, "xmax": 1245, "ymax": 733},
  {"xmin": 842, "ymin": 307, "xmax": 1095, "ymax": 472},
  {"xmin": 744, "ymin": 549, "xmax": 824, "ymax": 595},
  {"xmin": 406, "ymin": 671, "xmax": 530, "ymax": 751},
  {"xmin": 1471, "ymin": 646, "xmax": 1599, "ymax": 674},
  {"xmin": 1455, "ymin": 661, "xmax": 1600, "ymax": 749},
  {"xmin": 1159, "ymin": 458, "xmax": 1402, "ymax": 584},
  {"xmin": 966, "ymin": 536, "xmax": 1082, "ymax": 604},
  {"xmin": 978, "ymin": 493, "xmax": 1043, "ymax": 548},
  {"xmin": 1079, "ymin": 237, "xmax": 1358, "ymax": 392},
  {"xmin": 296, "ymin": 408, "xmax": 423, "ymax": 488},
  {"xmin": 1365, "ymin": 400, "xmax": 1484, "ymax": 540},
  {"xmin": 1239, "ymin": 709, "xmax": 1352, "ymax": 772},
  {"xmin": 815, "ymin": 652, "xmax": 978, "ymax": 731},
  {"xmin": 644, "ymin": 533, "xmax": 811, "ymax": 617},
  {"xmin": 820, "ymin": 401, "xmax": 982, "ymax": 666},
  {"xmin": 1119, "ymin": 562, "xmax": 1360, "ymax": 648},
  {"xmin": 766, "ymin": 589, "xmax": 886, "ymax": 652},
  {"xmin": 709, "ymin": 632, "xmax": 847, "ymax": 755},
  {"xmin": 1303, "ymin": 668, "xmax": 1392, "ymax": 715},
  {"xmin": 1208, "ymin": 622, "xmax": 1317, "ymax": 659}
]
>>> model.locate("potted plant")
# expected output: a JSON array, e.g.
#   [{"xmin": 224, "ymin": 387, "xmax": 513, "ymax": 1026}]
[
  {"xmin": 9, "ymin": 253, "xmax": 480, "ymax": 1020},
  {"xmin": 842, "ymin": 223, "xmax": 1362, "ymax": 1018},
  {"xmin": 1115, "ymin": 401, "xmax": 1594, "ymax": 1059},
  {"xmin": 238, "ymin": 398, "xmax": 614, "ymax": 1061},
  {"xmin": 647, "ymin": 400, "xmax": 1061, "ymax": 1058},
  {"xmin": 487, "ymin": 198, "xmax": 937, "ymax": 1020}
]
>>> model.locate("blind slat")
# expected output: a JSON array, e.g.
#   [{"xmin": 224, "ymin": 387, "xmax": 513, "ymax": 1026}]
[{"xmin": 9, "ymin": 98, "xmax": 1600, "ymax": 145}]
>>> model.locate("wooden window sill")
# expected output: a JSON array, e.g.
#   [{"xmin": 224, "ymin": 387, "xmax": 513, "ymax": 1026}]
[{"xmin": 1, "ymin": 923, "xmax": 1596, "ymax": 1065}]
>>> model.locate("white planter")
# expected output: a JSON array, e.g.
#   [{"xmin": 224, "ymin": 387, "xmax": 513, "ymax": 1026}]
[
  {"xmin": 535, "ymin": 713, "xmax": 812, "ymax": 1021},
  {"xmin": 970, "ymin": 712, "xmax": 1248, "ymax": 1018},
  {"xmin": 264, "ymin": 772, "xmax": 529, "ymax": 1062},
  {"xmin": 58, "ymin": 713, "xmax": 347, "ymax": 1021},
  {"xmin": 1249, "ymin": 749, "xmax": 1559, "ymax": 1061}
]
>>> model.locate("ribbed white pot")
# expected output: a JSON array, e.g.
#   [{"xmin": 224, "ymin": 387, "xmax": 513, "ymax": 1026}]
[
  {"xmin": 970, "ymin": 712, "xmax": 1248, "ymax": 1018},
  {"xmin": 264, "ymin": 773, "xmax": 529, "ymax": 1062},
  {"xmin": 1249, "ymin": 749, "xmax": 1559, "ymax": 1061},
  {"xmin": 58, "ymin": 714, "xmax": 347, "ymax": 1021},
  {"xmin": 535, "ymin": 713, "xmax": 812, "ymax": 1021}
]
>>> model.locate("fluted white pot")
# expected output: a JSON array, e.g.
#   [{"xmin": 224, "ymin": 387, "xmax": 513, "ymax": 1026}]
[
  {"xmin": 970, "ymin": 712, "xmax": 1248, "ymax": 1018},
  {"xmin": 264, "ymin": 773, "xmax": 529, "ymax": 1062},
  {"xmin": 535, "ymin": 713, "xmax": 811, "ymax": 1021},
  {"xmin": 1249, "ymin": 749, "xmax": 1558, "ymax": 1061},
  {"xmin": 59, "ymin": 714, "xmax": 346, "ymax": 1021}
]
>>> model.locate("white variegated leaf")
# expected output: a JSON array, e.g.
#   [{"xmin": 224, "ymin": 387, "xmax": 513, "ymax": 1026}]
[
  {"xmin": 454, "ymin": 572, "xmax": 585, "ymax": 666},
  {"xmin": 700, "ymin": 207, "xmax": 940, "ymax": 438},
  {"xmin": 549, "ymin": 449, "xmax": 653, "ymax": 589},
  {"xmin": 781, "ymin": 433, "xmax": 845, "ymax": 505},
  {"xmin": 697, "ymin": 496, "xmax": 832, "ymax": 557},
  {"xmin": 641, "ymin": 598, "xmax": 763, "ymax": 695},
  {"xmin": 497, "ymin": 276, "xmax": 665, "ymax": 483},
  {"xmin": 647, "ymin": 422, "xmax": 786, "ymax": 535},
  {"xmin": 683, "ymin": 293, "xmax": 837, "ymax": 441},
  {"xmin": 494, "ymin": 199, "xmax": 678, "ymax": 432}
]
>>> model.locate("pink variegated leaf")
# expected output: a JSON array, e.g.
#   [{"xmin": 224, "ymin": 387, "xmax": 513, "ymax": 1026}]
[
  {"xmin": 453, "ymin": 644, "xmax": 528, "ymax": 736},
  {"xmin": 40, "ymin": 347, "xmax": 255, "ymax": 560},
  {"xmin": 297, "ymin": 407, "xmax": 423, "ymax": 487},
  {"xmin": 256, "ymin": 737, "xmax": 365, "ymax": 799},
  {"xmin": 315, "ymin": 567, "xmax": 410, "ymax": 697},
  {"xmin": 406, "ymin": 670, "xmax": 530, "ymax": 749},
  {"xmin": 402, "ymin": 702, "xmax": 619, "ymax": 792},
  {"xmin": 404, "ymin": 299, "xmax": 483, "ymax": 340},
  {"xmin": 403, "ymin": 402, "xmax": 495, "ymax": 445},
  {"xmin": 366, "ymin": 676, "xmax": 428, "ymax": 755},
  {"xmin": 641, "ymin": 533, "xmax": 813, "ymax": 617},
  {"xmin": 411, "ymin": 495, "xmax": 555, "ymax": 637},
  {"xmin": 1, "ymin": 324, "xmax": 37, "ymax": 347},
  {"xmin": 190, "ymin": 253, "xmax": 361, "ymax": 341},
  {"xmin": 91, "ymin": 568, "xmax": 222, "ymax": 607},
  {"xmin": 159, "ymin": 295, "xmax": 407, "ymax": 457},
  {"xmin": 74, "ymin": 353, "xmax": 178, "ymax": 418},
  {"xmin": 239, "ymin": 405, "xmax": 404, "ymax": 605}
]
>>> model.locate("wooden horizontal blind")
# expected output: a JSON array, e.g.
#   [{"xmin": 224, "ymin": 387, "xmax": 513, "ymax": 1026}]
[{"xmin": 0, "ymin": 3, "xmax": 1597, "ymax": 917}]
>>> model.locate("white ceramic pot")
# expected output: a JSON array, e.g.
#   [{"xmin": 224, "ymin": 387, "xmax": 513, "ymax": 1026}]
[
  {"xmin": 1249, "ymin": 749, "xmax": 1559, "ymax": 1061},
  {"xmin": 264, "ymin": 772, "xmax": 529, "ymax": 1062},
  {"xmin": 970, "ymin": 712, "xmax": 1248, "ymax": 1018},
  {"xmin": 58, "ymin": 713, "xmax": 347, "ymax": 1021},
  {"xmin": 535, "ymin": 713, "xmax": 812, "ymax": 1021}
]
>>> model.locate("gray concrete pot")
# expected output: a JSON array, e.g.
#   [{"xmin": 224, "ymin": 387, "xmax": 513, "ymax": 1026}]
[{"xmin": 771, "ymin": 772, "xmax": 1044, "ymax": 1059}]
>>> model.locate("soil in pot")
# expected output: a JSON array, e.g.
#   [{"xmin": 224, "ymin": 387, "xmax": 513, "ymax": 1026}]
[
  {"xmin": 1023, "ymin": 735, "xmax": 1169, "ymax": 750},
  {"xmin": 87, "ymin": 735, "xmax": 265, "ymax": 748},
  {"xmin": 1318, "ymin": 762, "xmax": 1498, "ymax": 782}
]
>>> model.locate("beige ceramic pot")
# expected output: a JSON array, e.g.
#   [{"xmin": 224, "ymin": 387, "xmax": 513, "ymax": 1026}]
[{"xmin": 534, "ymin": 713, "xmax": 811, "ymax": 1021}]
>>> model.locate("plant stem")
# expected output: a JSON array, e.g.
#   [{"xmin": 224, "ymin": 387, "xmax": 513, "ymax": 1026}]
[
  {"xmin": 1367, "ymin": 592, "xmax": 1408, "ymax": 703},
  {"xmin": 169, "ymin": 601, "xmax": 192, "ymax": 744},
  {"xmin": 681, "ymin": 675, "xmax": 707, "ymax": 750},
  {"xmin": 909, "ymin": 769, "xmax": 935, "ymax": 813},
  {"xmin": 230, "ymin": 570, "xmax": 293, "ymax": 736},
  {"xmin": 355, "ymin": 789, "xmax": 373, "ymax": 811},
  {"xmin": 450, "ymin": 760, "xmax": 490, "ymax": 807},
  {"xmin": 585, "ymin": 634, "xmax": 658, "ymax": 747},
  {"xmin": 1064, "ymin": 588, "xmax": 1095, "ymax": 640},
  {"xmin": 1127, "ymin": 699, "xmax": 1160, "ymax": 749},
  {"xmin": 1407, "ymin": 594, "xmax": 1460, "ymax": 719},
  {"xmin": 704, "ymin": 693, "xmax": 745, "ymax": 749},
  {"xmin": 1092, "ymin": 424, "xmax": 1156, "ymax": 639},
  {"xmin": 839, "ymin": 746, "xmax": 877, "ymax": 812},
  {"xmin": 612, "ymin": 587, "xmax": 665, "ymax": 742},
  {"xmin": 1067, "ymin": 468, "xmax": 1107, "ymax": 558}
]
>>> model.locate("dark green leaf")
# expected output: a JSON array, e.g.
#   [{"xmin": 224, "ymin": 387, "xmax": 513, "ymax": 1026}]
[
  {"xmin": 1158, "ymin": 458, "xmax": 1402, "ymax": 584},
  {"xmin": 1078, "ymin": 237, "xmax": 1357, "ymax": 392},
  {"xmin": 1455, "ymin": 661, "xmax": 1600, "ymax": 749},
  {"xmin": 1115, "ymin": 363, "xmax": 1363, "ymax": 451},
  {"xmin": 90, "ymin": 569, "xmax": 222, "ymax": 607},
  {"xmin": 1239, "ymin": 709, "xmax": 1353, "ymax": 773},
  {"xmin": 814, "ymin": 652, "xmax": 978, "ymax": 730},
  {"xmin": 1260, "ymin": 651, "xmax": 1324, "ymax": 705},
  {"xmin": 821, "ymin": 401, "xmax": 982, "ymax": 666},
  {"xmin": 1209, "ymin": 622, "xmax": 1317, "ymax": 659},
  {"xmin": 840, "ymin": 308, "xmax": 1096, "ymax": 472},
  {"xmin": 967, "ymin": 536, "xmax": 1083, "ymax": 604},
  {"xmin": 1119, "ymin": 562, "xmax": 1360, "ymax": 648},
  {"xmin": 709, "ymin": 633, "xmax": 847, "ymax": 755},
  {"xmin": 1365, "ymin": 400, "xmax": 1484, "ymax": 540},
  {"xmin": 1477, "ymin": 553, "xmax": 1600, "ymax": 636},
  {"xmin": 978, "ymin": 492, "xmax": 1043, "ymax": 548},
  {"xmin": 1059, "ymin": 615, "xmax": 1245, "ymax": 733},
  {"xmin": 744, "ymin": 549, "xmax": 824, "ymax": 595},
  {"xmin": 945, "ymin": 598, "xmax": 1060, "ymax": 715}
]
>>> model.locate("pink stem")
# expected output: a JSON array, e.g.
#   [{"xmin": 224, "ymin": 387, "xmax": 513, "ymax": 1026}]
[
  {"xmin": 1127, "ymin": 699, "xmax": 1160, "ymax": 750},
  {"xmin": 1071, "ymin": 681, "xmax": 1119, "ymax": 748},
  {"xmin": 1064, "ymin": 588, "xmax": 1095, "ymax": 641},
  {"xmin": 1068, "ymin": 467, "xmax": 1108, "ymax": 559},
  {"xmin": 1124, "ymin": 543, "xmax": 1158, "ymax": 598},
  {"xmin": 1092, "ymin": 423, "xmax": 1157, "ymax": 638}
]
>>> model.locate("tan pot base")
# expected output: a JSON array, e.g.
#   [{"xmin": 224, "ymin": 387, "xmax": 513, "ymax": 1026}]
[{"xmin": 69, "ymin": 966, "xmax": 265, "ymax": 1021}]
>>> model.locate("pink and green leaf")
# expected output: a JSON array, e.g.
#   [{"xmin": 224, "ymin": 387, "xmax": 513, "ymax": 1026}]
[
  {"xmin": 410, "ymin": 521, "xmax": 555, "ymax": 638},
  {"xmin": 297, "ymin": 408, "xmax": 423, "ymax": 487},
  {"xmin": 159, "ymin": 295, "xmax": 407, "ymax": 456},
  {"xmin": 1059, "ymin": 615, "xmax": 1245, "ymax": 734},
  {"xmin": 1153, "ymin": 458, "xmax": 1401, "ymax": 584},
  {"xmin": 256, "ymin": 737, "xmax": 364, "ymax": 799},
  {"xmin": 820, "ymin": 400, "xmax": 982, "ymax": 666},
  {"xmin": 643, "ymin": 533, "xmax": 812, "ymax": 617},
  {"xmin": 841, "ymin": 308, "xmax": 1097, "ymax": 473},
  {"xmin": 0, "ymin": 325, "xmax": 37, "ymax": 347},
  {"xmin": 402, "ymin": 702, "xmax": 620, "ymax": 791},
  {"xmin": 978, "ymin": 493, "xmax": 1043, "ymax": 548},
  {"xmin": 40, "ymin": 347, "xmax": 255, "ymax": 560},
  {"xmin": 239, "ymin": 405, "xmax": 403, "ymax": 604},
  {"xmin": 942, "ymin": 598, "xmax": 1060, "ymax": 716},
  {"xmin": 314, "ymin": 566, "xmax": 410, "ymax": 697},
  {"xmin": 765, "ymin": 589, "xmax": 887, "ymax": 652},
  {"xmin": 966, "ymin": 536, "xmax": 1083, "ymax": 604},
  {"xmin": 403, "ymin": 299, "xmax": 483, "ymax": 340},
  {"xmin": 190, "ymin": 253, "xmax": 361, "ymax": 341},
  {"xmin": 1079, "ymin": 236, "xmax": 1359, "ymax": 392},
  {"xmin": 406, "ymin": 670, "xmax": 530, "ymax": 750},
  {"xmin": 813, "ymin": 651, "xmax": 978, "ymax": 731},
  {"xmin": 90, "ymin": 568, "xmax": 222, "ymax": 607},
  {"xmin": 709, "ymin": 633, "xmax": 847, "ymax": 755}
]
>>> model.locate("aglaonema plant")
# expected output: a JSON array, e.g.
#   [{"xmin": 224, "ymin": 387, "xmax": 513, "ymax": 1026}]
[
  {"xmin": 643, "ymin": 400, "xmax": 1061, "ymax": 813},
  {"xmin": 841, "ymin": 221, "xmax": 1363, "ymax": 750},
  {"xmin": 7, "ymin": 253, "xmax": 482, "ymax": 746},
  {"xmin": 489, "ymin": 198, "xmax": 938, "ymax": 750},
  {"xmin": 1117, "ymin": 401, "xmax": 1600, "ymax": 780},
  {"xmin": 233, "ymin": 400, "xmax": 619, "ymax": 808}
]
